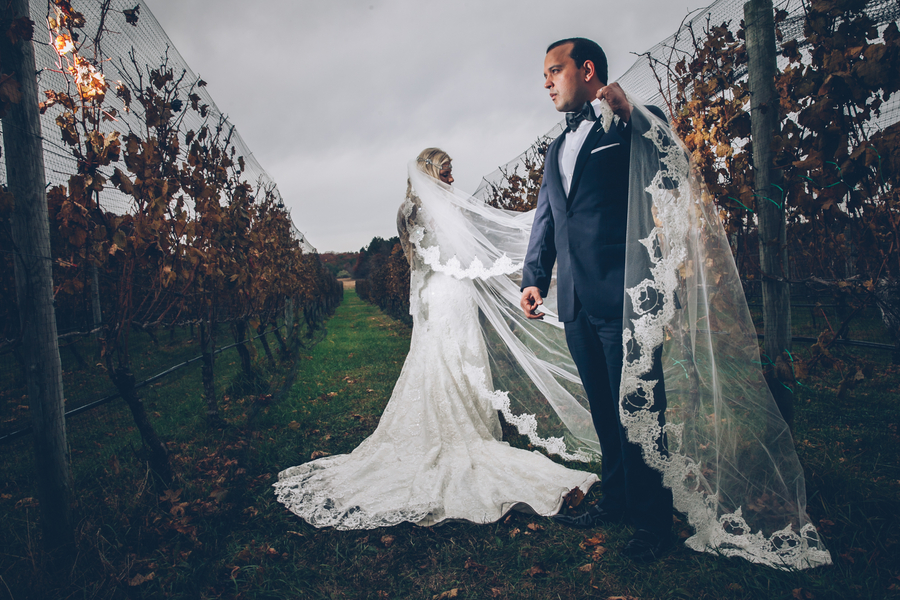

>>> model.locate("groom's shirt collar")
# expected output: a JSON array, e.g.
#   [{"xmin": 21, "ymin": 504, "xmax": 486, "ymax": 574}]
[{"xmin": 558, "ymin": 98, "xmax": 605, "ymax": 195}]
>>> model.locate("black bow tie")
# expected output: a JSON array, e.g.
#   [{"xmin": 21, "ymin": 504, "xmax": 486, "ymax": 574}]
[{"xmin": 565, "ymin": 102, "xmax": 597, "ymax": 132}]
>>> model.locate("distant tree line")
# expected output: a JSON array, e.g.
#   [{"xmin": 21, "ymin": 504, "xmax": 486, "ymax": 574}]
[{"xmin": 354, "ymin": 236, "xmax": 411, "ymax": 325}]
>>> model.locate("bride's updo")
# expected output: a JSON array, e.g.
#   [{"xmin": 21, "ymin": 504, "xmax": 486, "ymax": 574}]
[
  {"xmin": 415, "ymin": 147, "xmax": 452, "ymax": 179},
  {"xmin": 407, "ymin": 147, "xmax": 453, "ymax": 199}
]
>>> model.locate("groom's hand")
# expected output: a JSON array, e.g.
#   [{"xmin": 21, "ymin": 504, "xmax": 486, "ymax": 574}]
[
  {"xmin": 520, "ymin": 287, "xmax": 545, "ymax": 320},
  {"xmin": 598, "ymin": 82, "xmax": 631, "ymax": 123}
]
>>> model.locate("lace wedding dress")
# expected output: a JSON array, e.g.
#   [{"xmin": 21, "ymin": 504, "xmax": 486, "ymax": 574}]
[{"xmin": 273, "ymin": 174, "xmax": 598, "ymax": 530}]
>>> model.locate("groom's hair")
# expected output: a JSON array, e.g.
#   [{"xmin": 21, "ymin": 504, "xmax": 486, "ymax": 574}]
[{"xmin": 546, "ymin": 38, "xmax": 608, "ymax": 85}]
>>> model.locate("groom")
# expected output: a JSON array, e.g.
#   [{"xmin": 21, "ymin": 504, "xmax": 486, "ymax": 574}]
[{"xmin": 520, "ymin": 38, "xmax": 673, "ymax": 562}]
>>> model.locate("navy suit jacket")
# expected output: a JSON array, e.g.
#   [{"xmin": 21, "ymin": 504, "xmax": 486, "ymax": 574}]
[{"xmin": 522, "ymin": 106, "xmax": 665, "ymax": 323}]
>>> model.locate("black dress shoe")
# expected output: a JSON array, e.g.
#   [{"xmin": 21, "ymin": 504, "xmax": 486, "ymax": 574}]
[
  {"xmin": 552, "ymin": 505, "xmax": 623, "ymax": 529},
  {"xmin": 623, "ymin": 529, "xmax": 672, "ymax": 562}
]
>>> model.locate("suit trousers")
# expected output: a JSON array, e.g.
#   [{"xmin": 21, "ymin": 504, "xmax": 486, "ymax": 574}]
[{"xmin": 564, "ymin": 305, "xmax": 673, "ymax": 536}]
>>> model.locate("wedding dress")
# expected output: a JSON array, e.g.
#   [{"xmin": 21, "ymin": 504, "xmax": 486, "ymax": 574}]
[{"xmin": 272, "ymin": 168, "xmax": 598, "ymax": 530}]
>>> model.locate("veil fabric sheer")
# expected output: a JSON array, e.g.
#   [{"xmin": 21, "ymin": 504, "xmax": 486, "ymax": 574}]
[
  {"xmin": 272, "ymin": 162, "xmax": 599, "ymax": 531},
  {"xmin": 397, "ymin": 97, "xmax": 830, "ymax": 569}
]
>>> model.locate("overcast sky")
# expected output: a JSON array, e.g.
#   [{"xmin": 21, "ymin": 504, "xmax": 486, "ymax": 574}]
[{"xmin": 144, "ymin": 0, "xmax": 713, "ymax": 252}]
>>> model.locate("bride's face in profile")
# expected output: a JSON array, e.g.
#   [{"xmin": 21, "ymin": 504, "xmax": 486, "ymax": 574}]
[{"xmin": 438, "ymin": 163, "xmax": 454, "ymax": 185}]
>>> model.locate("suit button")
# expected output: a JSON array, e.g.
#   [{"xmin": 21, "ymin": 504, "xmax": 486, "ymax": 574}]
[{"xmin": 566, "ymin": 210, "xmax": 573, "ymax": 218}]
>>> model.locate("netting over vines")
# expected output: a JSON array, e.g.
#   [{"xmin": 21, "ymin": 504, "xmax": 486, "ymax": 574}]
[
  {"xmin": 1, "ymin": 0, "xmax": 342, "ymax": 447},
  {"xmin": 475, "ymin": 0, "xmax": 900, "ymax": 201},
  {"xmin": 0, "ymin": 0, "xmax": 314, "ymax": 252},
  {"xmin": 474, "ymin": 0, "xmax": 900, "ymax": 353}
]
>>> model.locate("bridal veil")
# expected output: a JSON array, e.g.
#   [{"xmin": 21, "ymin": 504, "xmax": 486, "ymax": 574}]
[{"xmin": 406, "ymin": 96, "xmax": 831, "ymax": 569}]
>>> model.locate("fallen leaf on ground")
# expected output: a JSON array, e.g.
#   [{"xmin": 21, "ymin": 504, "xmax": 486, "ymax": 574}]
[
  {"xmin": 563, "ymin": 487, "xmax": 585, "ymax": 509},
  {"xmin": 579, "ymin": 534, "xmax": 606, "ymax": 550},
  {"xmin": 381, "ymin": 535, "xmax": 395, "ymax": 547},
  {"xmin": 159, "ymin": 489, "xmax": 182, "ymax": 503},
  {"xmin": 490, "ymin": 589, "xmax": 503, "ymax": 598},
  {"xmin": 526, "ymin": 523, "xmax": 544, "ymax": 532},
  {"xmin": 578, "ymin": 563, "xmax": 593, "ymax": 572},
  {"xmin": 127, "ymin": 573, "xmax": 155, "ymax": 586},
  {"xmin": 432, "ymin": 589, "xmax": 458, "ymax": 599},
  {"xmin": 525, "ymin": 565, "xmax": 546, "ymax": 577},
  {"xmin": 509, "ymin": 528, "xmax": 520, "ymax": 538},
  {"xmin": 288, "ymin": 421, "xmax": 301, "ymax": 430},
  {"xmin": 465, "ymin": 558, "xmax": 487, "ymax": 573},
  {"xmin": 310, "ymin": 451, "xmax": 331, "ymax": 460},
  {"xmin": 589, "ymin": 546, "xmax": 608, "ymax": 561}
]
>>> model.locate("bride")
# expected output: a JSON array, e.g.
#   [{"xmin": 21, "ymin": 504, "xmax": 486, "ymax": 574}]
[{"xmin": 273, "ymin": 147, "xmax": 600, "ymax": 530}]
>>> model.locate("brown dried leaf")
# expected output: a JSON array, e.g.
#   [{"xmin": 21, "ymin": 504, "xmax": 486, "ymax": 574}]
[
  {"xmin": 7, "ymin": 16, "xmax": 35, "ymax": 44},
  {"xmin": 526, "ymin": 523, "xmax": 544, "ymax": 532},
  {"xmin": 159, "ymin": 489, "xmax": 182, "ymax": 504},
  {"xmin": 123, "ymin": 5, "xmax": 140, "ymax": 25},
  {"xmin": 579, "ymin": 534, "xmax": 607, "ymax": 550},
  {"xmin": 0, "ymin": 76, "xmax": 23, "ymax": 105},
  {"xmin": 432, "ymin": 589, "xmax": 458, "ymax": 599},
  {"xmin": 381, "ymin": 535, "xmax": 395, "ymax": 547},
  {"xmin": 15, "ymin": 497, "xmax": 37, "ymax": 509},
  {"xmin": 562, "ymin": 487, "xmax": 584, "ymax": 509},
  {"xmin": 590, "ymin": 546, "xmax": 608, "ymax": 561},
  {"xmin": 310, "ymin": 451, "xmax": 330, "ymax": 460},
  {"xmin": 464, "ymin": 558, "xmax": 487, "ymax": 573},
  {"xmin": 578, "ymin": 563, "xmax": 593, "ymax": 572},
  {"xmin": 524, "ymin": 565, "xmax": 546, "ymax": 577},
  {"xmin": 127, "ymin": 572, "xmax": 155, "ymax": 586}
]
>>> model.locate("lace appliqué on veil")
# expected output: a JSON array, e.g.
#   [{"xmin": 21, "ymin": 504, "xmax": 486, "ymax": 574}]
[
  {"xmin": 619, "ymin": 120, "xmax": 832, "ymax": 570},
  {"xmin": 410, "ymin": 226, "xmax": 522, "ymax": 280},
  {"xmin": 462, "ymin": 363, "xmax": 593, "ymax": 463}
]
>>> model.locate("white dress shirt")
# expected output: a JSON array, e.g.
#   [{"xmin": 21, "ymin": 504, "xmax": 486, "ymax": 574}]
[{"xmin": 557, "ymin": 97, "xmax": 606, "ymax": 195}]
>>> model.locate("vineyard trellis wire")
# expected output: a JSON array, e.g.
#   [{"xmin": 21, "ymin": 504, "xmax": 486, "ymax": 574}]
[
  {"xmin": 461, "ymin": 0, "xmax": 900, "ymax": 363},
  {"xmin": 0, "ymin": 0, "xmax": 343, "ymax": 456}
]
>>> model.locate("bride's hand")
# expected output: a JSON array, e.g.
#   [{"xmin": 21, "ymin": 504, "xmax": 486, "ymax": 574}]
[{"xmin": 520, "ymin": 287, "xmax": 545, "ymax": 320}]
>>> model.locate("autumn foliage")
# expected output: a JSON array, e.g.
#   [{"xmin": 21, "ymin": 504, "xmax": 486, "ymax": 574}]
[
  {"xmin": 0, "ymin": 1, "xmax": 342, "ymax": 479},
  {"xmin": 656, "ymin": 0, "xmax": 900, "ymax": 287}
]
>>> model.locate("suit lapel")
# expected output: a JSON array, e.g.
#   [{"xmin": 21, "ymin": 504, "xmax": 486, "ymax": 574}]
[
  {"xmin": 544, "ymin": 136, "xmax": 567, "ymax": 204},
  {"xmin": 567, "ymin": 121, "xmax": 618, "ymax": 202}
]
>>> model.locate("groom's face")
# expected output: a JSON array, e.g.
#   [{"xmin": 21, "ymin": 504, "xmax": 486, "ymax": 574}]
[{"xmin": 544, "ymin": 43, "xmax": 591, "ymax": 113}]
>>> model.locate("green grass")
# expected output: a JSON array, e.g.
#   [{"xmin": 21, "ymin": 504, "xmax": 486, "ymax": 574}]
[{"xmin": 1, "ymin": 290, "xmax": 899, "ymax": 599}]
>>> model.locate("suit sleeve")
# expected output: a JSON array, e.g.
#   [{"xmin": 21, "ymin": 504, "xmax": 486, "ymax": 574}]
[{"xmin": 521, "ymin": 179, "xmax": 556, "ymax": 296}]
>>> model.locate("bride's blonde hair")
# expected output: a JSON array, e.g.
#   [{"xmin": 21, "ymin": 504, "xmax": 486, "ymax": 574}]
[
  {"xmin": 415, "ymin": 147, "xmax": 451, "ymax": 179},
  {"xmin": 407, "ymin": 147, "xmax": 452, "ymax": 199}
]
